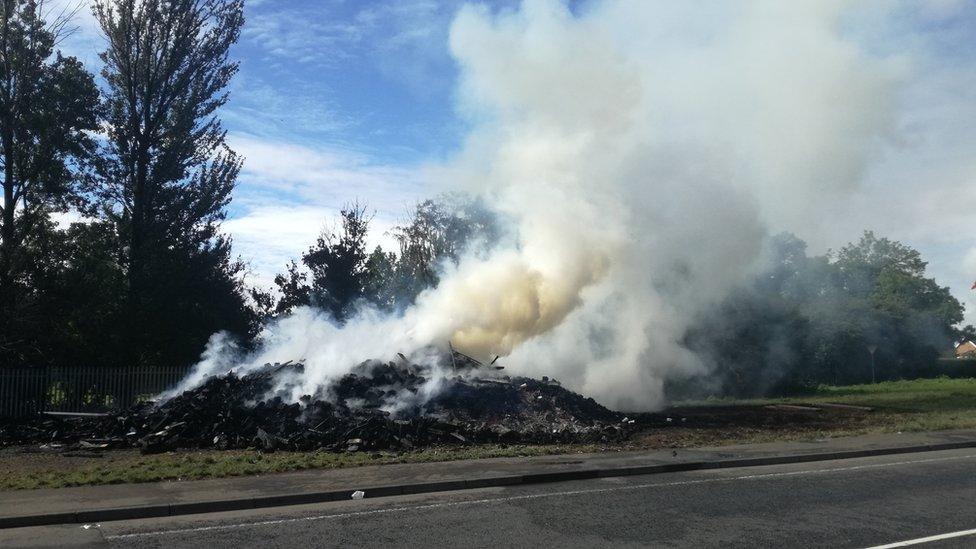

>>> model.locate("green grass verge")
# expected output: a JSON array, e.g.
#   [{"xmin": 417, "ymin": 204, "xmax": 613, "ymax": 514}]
[
  {"xmin": 796, "ymin": 377, "xmax": 976, "ymax": 432},
  {"xmin": 0, "ymin": 444, "xmax": 603, "ymax": 491},
  {"xmin": 689, "ymin": 377, "xmax": 976, "ymax": 433}
]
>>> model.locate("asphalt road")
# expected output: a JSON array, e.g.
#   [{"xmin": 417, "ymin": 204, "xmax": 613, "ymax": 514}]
[{"xmin": 6, "ymin": 448, "xmax": 976, "ymax": 548}]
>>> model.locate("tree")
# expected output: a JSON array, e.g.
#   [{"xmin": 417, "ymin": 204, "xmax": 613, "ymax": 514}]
[
  {"xmin": 836, "ymin": 231, "xmax": 927, "ymax": 276},
  {"xmin": 392, "ymin": 195, "xmax": 498, "ymax": 306},
  {"xmin": 305, "ymin": 203, "xmax": 371, "ymax": 320},
  {"xmin": 275, "ymin": 204, "xmax": 372, "ymax": 321},
  {"xmin": 271, "ymin": 260, "xmax": 309, "ymax": 316},
  {"xmin": 93, "ymin": 0, "xmax": 253, "ymax": 366},
  {"xmin": 0, "ymin": 0, "xmax": 100, "ymax": 368},
  {"xmin": 0, "ymin": 0, "xmax": 99, "ymax": 309},
  {"xmin": 677, "ymin": 231, "xmax": 965, "ymax": 398},
  {"xmin": 94, "ymin": 0, "xmax": 243, "ymax": 284},
  {"xmin": 363, "ymin": 246, "xmax": 396, "ymax": 310},
  {"xmin": 16, "ymin": 219, "xmax": 126, "ymax": 368},
  {"xmin": 270, "ymin": 196, "xmax": 499, "ymax": 321},
  {"xmin": 835, "ymin": 231, "xmax": 927, "ymax": 296}
]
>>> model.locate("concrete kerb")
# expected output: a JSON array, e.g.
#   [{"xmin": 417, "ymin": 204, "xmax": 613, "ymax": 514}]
[{"xmin": 2, "ymin": 439, "xmax": 974, "ymax": 529}]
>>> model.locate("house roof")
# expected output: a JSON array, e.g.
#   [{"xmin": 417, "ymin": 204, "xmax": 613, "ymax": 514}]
[{"xmin": 955, "ymin": 341, "xmax": 976, "ymax": 357}]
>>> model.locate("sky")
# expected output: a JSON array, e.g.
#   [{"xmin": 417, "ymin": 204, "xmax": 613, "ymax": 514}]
[{"xmin": 49, "ymin": 0, "xmax": 976, "ymax": 324}]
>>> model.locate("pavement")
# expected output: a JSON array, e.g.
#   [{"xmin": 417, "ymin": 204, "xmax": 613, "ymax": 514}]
[
  {"xmin": 1, "ymin": 429, "xmax": 975, "ymax": 531},
  {"xmin": 4, "ymin": 447, "xmax": 976, "ymax": 548}
]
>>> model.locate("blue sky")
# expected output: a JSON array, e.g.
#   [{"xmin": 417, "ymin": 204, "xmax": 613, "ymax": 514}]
[
  {"xmin": 230, "ymin": 0, "xmax": 465, "ymax": 162},
  {"xmin": 51, "ymin": 0, "xmax": 976, "ymax": 323},
  {"xmin": 57, "ymin": 0, "xmax": 496, "ymax": 282}
]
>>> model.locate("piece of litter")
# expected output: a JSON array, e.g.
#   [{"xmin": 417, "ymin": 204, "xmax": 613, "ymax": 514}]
[
  {"xmin": 351, "ymin": 490, "xmax": 365, "ymax": 500},
  {"xmin": 82, "ymin": 524, "xmax": 100, "ymax": 530}
]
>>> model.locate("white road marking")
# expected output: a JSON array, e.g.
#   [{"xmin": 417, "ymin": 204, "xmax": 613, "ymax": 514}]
[
  {"xmin": 103, "ymin": 452, "xmax": 976, "ymax": 540},
  {"xmin": 864, "ymin": 528, "xmax": 976, "ymax": 548}
]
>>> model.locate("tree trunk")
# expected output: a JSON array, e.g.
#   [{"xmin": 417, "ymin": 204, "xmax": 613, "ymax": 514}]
[
  {"xmin": 129, "ymin": 145, "xmax": 149, "ymax": 300},
  {"xmin": 1, "ymin": 123, "xmax": 16, "ymax": 308}
]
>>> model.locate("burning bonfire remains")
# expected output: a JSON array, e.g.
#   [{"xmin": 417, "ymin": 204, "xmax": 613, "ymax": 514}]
[{"xmin": 1, "ymin": 350, "xmax": 631, "ymax": 454}]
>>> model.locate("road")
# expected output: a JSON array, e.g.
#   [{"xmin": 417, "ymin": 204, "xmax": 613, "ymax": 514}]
[{"xmin": 4, "ymin": 448, "xmax": 975, "ymax": 548}]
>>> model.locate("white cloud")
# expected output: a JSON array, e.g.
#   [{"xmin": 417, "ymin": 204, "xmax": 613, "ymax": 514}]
[
  {"xmin": 243, "ymin": 0, "xmax": 458, "ymax": 95},
  {"xmin": 225, "ymin": 204, "xmax": 401, "ymax": 290},
  {"xmin": 243, "ymin": 6, "xmax": 362, "ymax": 66},
  {"xmin": 230, "ymin": 134, "xmax": 428, "ymax": 208},
  {"xmin": 227, "ymin": 134, "xmax": 428, "ymax": 287},
  {"xmin": 224, "ymin": 74, "xmax": 354, "ymax": 139}
]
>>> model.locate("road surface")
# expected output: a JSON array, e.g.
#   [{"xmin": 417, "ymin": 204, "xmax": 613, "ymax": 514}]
[{"xmin": 4, "ymin": 447, "xmax": 975, "ymax": 548}]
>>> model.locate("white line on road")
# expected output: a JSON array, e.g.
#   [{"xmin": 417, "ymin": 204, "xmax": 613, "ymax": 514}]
[
  {"xmin": 864, "ymin": 527, "xmax": 976, "ymax": 548},
  {"xmin": 104, "ymin": 452, "xmax": 976, "ymax": 540}
]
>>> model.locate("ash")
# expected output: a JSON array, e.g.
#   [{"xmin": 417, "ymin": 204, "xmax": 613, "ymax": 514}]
[{"xmin": 1, "ymin": 353, "xmax": 631, "ymax": 454}]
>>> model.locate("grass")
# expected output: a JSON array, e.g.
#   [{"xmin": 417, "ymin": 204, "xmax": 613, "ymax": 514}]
[
  {"xmin": 2, "ymin": 377, "xmax": 974, "ymax": 491},
  {"xmin": 791, "ymin": 377, "xmax": 976, "ymax": 432},
  {"xmin": 0, "ymin": 443, "xmax": 605, "ymax": 491},
  {"xmin": 693, "ymin": 377, "xmax": 976, "ymax": 432},
  {"xmin": 667, "ymin": 377, "xmax": 976, "ymax": 442}
]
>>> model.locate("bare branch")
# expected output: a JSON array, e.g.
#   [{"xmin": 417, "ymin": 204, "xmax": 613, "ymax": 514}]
[{"xmin": 39, "ymin": 0, "xmax": 86, "ymax": 47}]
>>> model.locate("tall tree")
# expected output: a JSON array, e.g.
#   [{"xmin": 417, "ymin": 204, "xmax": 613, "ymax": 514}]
[
  {"xmin": 274, "ymin": 204, "xmax": 372, "ymax": 321},
  {"xmin": 679, "ymin": 231, "xmax": 965, "ymax": 398},
  {"xmin": 16, "ymin": 218, "xmax": 127, "ymax": 368},
  {"xmin": 392, "ymin": 195, "xmax": 498, "ymax": 306},
  {"xmin": 94, "ymin": 0, "xmax": 243, "ymax": 288},
  {"xmin": 93, "ymin": 0, "xmax": 253, "ymax": 366},
  {"xmin": 305, "ymin": 204, "xmax": 371, "ymax": 321},
  {"xmin": 0, "ymin": 0, "xmax": 99, "ymax": 309},
  {"xmin": 835, "ymin": 231, "xmax": 927, "ymax": 297}
]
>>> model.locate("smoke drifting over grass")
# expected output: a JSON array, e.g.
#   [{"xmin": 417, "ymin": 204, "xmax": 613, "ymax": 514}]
[{"xmin": 181, "ymin": 0, "xmax": 911, "ymax": 410}]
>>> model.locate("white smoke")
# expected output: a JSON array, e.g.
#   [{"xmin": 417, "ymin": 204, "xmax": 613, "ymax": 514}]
[{"xmin": 177, "ymin": 0, "xmax": 906, "ymax": 411}]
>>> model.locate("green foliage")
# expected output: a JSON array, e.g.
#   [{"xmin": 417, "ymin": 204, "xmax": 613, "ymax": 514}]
[
  {"xmin": 0, "ymin": 443, "xmax": 597, "ymax": 490},
  {"xmin": 679, "ymin": 231, "xmax": 965, "ymax": 398},
  {"xmin": 2, "ymin": 0, "xmax": 259, "ymax": 370},
  {"xmin": 89, "ymin": 0, "xmax": 256, "ymax": 367},
  {"xmin": 271, "ymin": 261, "xmax": 310, "ymax": 316},
  {"xmin": 272, "ymin": 203, "xmax": 372, "ymax": 320},
  {"xmin": 22, "ymin": 221, "xmax": 127, "ymax": 367},
  {"xmin": 270, "ymin": 195, "xmax": 499, "ymax": 323},
  {"xmin": 364, "ymin": 246, "xmax": 398, "ymax": 310},
  {"xmin": 0, "ymin": 0, "xmax": 100, "ymax": 362},
  {"xmin": 391, "ymin": 195, "xmax": 499, "ymax": 305},
  {"xmin": 304, "ymin": 203, "xmax": 372, "ymax": 320}
]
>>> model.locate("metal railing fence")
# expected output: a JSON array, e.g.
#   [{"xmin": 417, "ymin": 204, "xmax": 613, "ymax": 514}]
[{"xmin": 0, "ymin": 365, "xmax": 190, "ymax": 418}]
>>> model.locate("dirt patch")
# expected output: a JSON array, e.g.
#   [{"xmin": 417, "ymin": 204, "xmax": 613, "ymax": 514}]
[{"xmin": 630, "ymin": 404, "xmax": 879, "ymax": 448}]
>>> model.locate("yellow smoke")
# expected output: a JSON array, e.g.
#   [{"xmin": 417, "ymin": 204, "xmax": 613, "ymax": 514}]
[{"xmin": 412, "ymin": 248, "xmax": 610, "ymax": 358}]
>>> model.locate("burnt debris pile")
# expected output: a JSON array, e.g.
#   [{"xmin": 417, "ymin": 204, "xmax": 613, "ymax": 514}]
[{"xmin": 1, "ymin": 352, "xmax": 629, "ymax": 454}]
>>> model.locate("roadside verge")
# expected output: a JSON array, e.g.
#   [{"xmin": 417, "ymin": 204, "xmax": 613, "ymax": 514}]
[{"xmin": 2, "ymin": 429, "xmax": 974, "ymax": 529}]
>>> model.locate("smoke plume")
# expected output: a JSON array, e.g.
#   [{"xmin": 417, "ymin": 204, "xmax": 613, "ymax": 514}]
[{"xmin": 179, "ymin": 0, "xmax": 903, "ymax": 411}]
